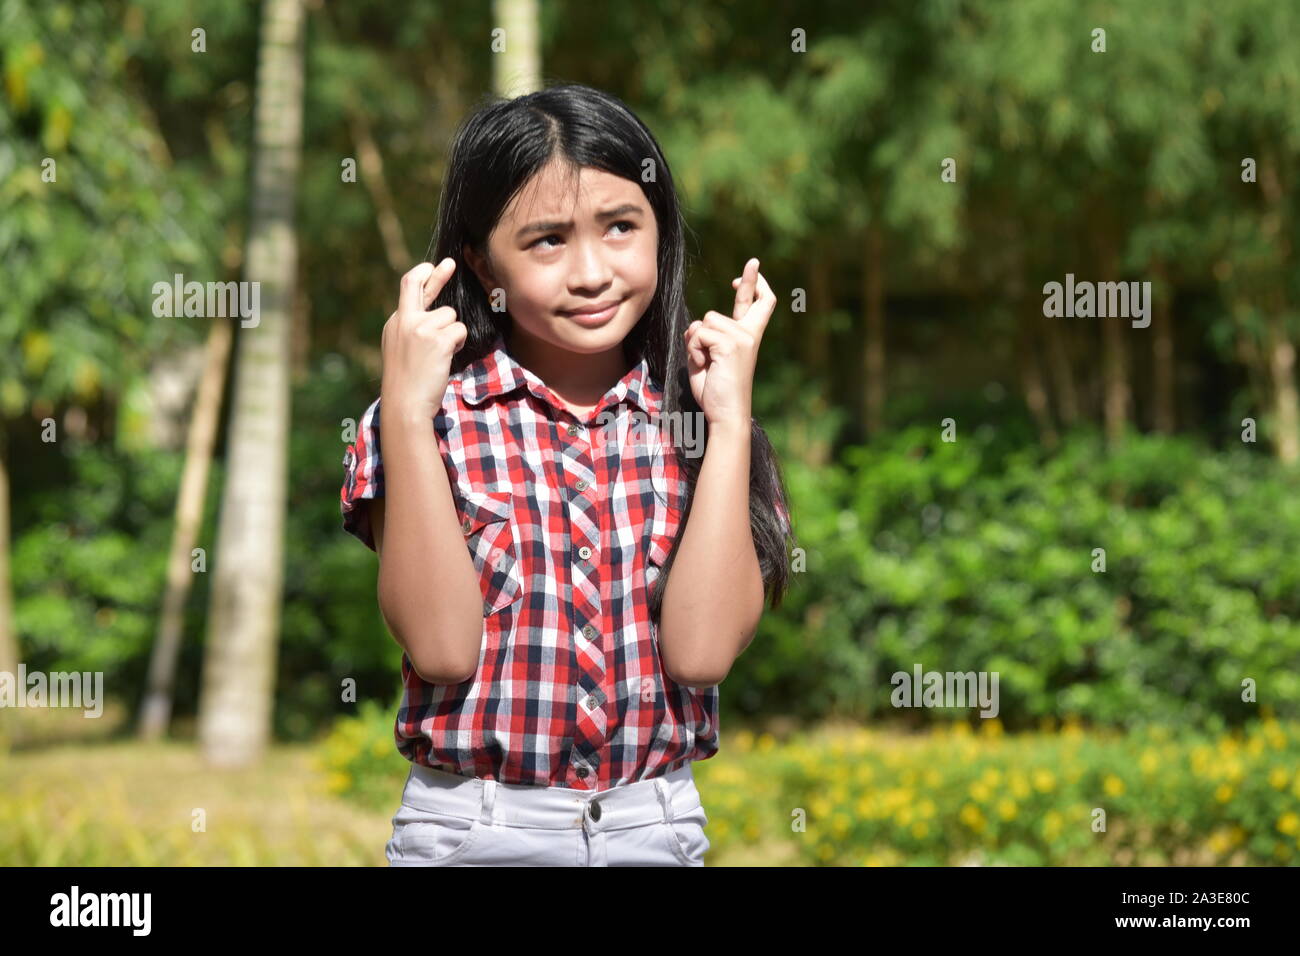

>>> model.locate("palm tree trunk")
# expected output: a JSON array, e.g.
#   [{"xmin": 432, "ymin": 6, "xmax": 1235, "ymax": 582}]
[
  {"xmin": 139, "ymin": 317, "xmax": 232, "ymax": 741},
  {"xmin": 492, "ymin": 0, "xmax": 541, "ymax": 96},
  {"xmin": 197, "ymin": 0, "xmax": 305, "ymax": 767}
]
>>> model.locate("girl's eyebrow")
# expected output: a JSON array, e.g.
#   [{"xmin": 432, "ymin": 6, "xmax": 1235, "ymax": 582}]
[{"xmin": 516, "ymin": 203, "xmax": 644, "ymax": 239}]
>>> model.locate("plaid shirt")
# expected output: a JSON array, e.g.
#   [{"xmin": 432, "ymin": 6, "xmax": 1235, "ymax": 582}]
[{"xmin": 342, "ymin": 331, "xmax": 731, "ymax": 791}]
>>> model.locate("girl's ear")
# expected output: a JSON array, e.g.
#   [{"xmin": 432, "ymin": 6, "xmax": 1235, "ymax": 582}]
[{"xmin": 462, "ymin": 242, "xmax": 497, "ymax": 296}]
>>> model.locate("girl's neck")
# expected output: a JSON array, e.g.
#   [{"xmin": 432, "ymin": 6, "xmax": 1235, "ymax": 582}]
[{"xmin": 506, "ymin": 324, "xmax": 632, "ymax": 414}]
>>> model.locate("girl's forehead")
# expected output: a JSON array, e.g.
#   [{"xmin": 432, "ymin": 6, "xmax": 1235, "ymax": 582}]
[{"xmin": 505, "ymin": 162, "xmax": 641, "ymax": 222}]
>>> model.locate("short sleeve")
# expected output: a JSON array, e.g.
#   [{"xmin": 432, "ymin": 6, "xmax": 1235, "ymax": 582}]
[{"xmin": 341, "ymin": 396, "xmax": 383, "ymax": 551}]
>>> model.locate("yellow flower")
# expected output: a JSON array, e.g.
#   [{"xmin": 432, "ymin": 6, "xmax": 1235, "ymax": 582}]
[
  {"xmin": 1033, "ymin": 769, "xmax": 1056, "ymax": 793},
  {"xmin": 918, "ymin": 798, "xmax": 937, "ymax": 819},
  {"xmin": 959, "ymin": 804, "xmax": 986, "ymax": 832},
  {"xmin": 1009, "ymin": 772, "xmax": 1031, "ymax": 800},
  {"xmin": 997, "ymin": 798, "xmax": 1018, "ymax": 821},
  {"xmin": 1043, "ymin": 810, "xmax": 1063, "ymax": 840},
  {"xmin": 757, "ymin": 732, "xmax": 776, "ymax": 753},
  {"xmin": 1103, "ymin": 774, "xmax": 1125, "ymax": 797},
  {"xmin": 1269, "ymin": 767, "xmax": 1290, "ymax": 790},
  {"xmin": 1139, "ymin": 749, "xmax": 1159, "ymax": 774},
  {"xmin": 970, "ymin": 781, "xmax": 992, "ymax": 803},
  {"xmin": 981, "ymin": 767, "xmax": 1002, "ymax": 787},
  {"xmin": 924, "ymin": 769, "xmax": 941, "ymax": 788},
  {"xmin": 1214, "ymin": 784, "xmax": 1234, "ymax": 804},
  {"xmin": 1206, "ymin": 830, "xmax": 1233, "ymax": 855},
  {"xmin": 895, "ymin": 806, "xmax": 914, "ymax": 828},
  {"xmin": 1277, "ymin": 812, "xmax": 1300, "ymax": 836},
  {"xmin": 911, "ymin": 821, "xmax": 929, "ymax": 839},
  {"xmin": 733, "ymin": 729, "xmax": 754, "ymax": 752},
  {"xmin": 981, "ymin": 717, "xmax": 1004, "ymax": 738}
]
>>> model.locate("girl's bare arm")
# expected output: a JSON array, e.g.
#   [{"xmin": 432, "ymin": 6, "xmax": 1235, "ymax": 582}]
[
  {"xmin": 370, "ymin": 413, "xmax": 483, "ymax": 685},
  {"xmin": 371, "ymin": 259, "xmax": 481, "ymax": 684}
]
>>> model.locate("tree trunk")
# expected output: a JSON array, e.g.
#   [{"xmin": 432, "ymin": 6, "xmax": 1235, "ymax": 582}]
[
  {"xmin": 795, "ymin": 246, "xmax": 832, "ymax": 468},
  {"xmin": 197, "ymin": 0, "xmax": 304, "ymax": 767},
  {"xmin": 863, "ymin": 224, "xmax": 885, "ymax": 438},
  {"xmin": 347, "ymin": 106, "xmax": 412, "ymax": 272},
  {"xmin": 1021, "ymin": 315, "xmax": 1058, "ymax": 450},
  {"xmin": 492, "ymin": 0, "xmax": 541, "ymax": 97},
  {"xmin": 1258, "ymin": 152, "xmax": 1299, "ymax": 464},
  {"xmin": 138, "ymin": 317, "xmax": 232, "ymax": 741},
  {"xmin": 1265, "ymin": 305, "xmax": 1300, "ymax": 465},
  {"xmin": 1099, "ymin": 241, "xmax": 1130, "ymax": 448},
  {"xmin": 1151, "ymin": 260, "xmax": 1176, "ymax": 433},
  {"xmin": 0, "ymin": 434, "xmax": 16, "ymax": 748},
  {"xmin": 1043, "ymin": 311, "xmax": 1079, "ymax": 428}
]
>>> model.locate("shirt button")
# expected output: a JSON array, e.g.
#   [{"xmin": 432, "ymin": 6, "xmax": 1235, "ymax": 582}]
[
  {"xmin": 567, "ymin": 424, "xmax": 580, "ymax": 437},
  {"xmin": 585, "ymin": 694, "xmax": 598, "ymax": 709},
  {"xmin": 589, "ymin": 800, "xmax": 602, "ymax": 821},
  {"xmin": 575, "ymin": 479, "xmax": 588, "ymax": 492},
  {"xmin": 582, "ymin": 624, "xmax": 597, "ymax": 641},
  {"xmin": 578, "ymin": 545, "xmax": 592, "ymax": 560},
  {"xmin": 461, "ymin": 518, "xmax": 472, "ymax": 534},
  {"xmin": 576, "ymin": 767, "xmax": 589, "ymax": 779}
]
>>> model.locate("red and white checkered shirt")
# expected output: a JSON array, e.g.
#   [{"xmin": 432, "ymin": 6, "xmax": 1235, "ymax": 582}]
[{"xmin": 341, "ymin": 331, "xmax": 719, "ymax": 791}]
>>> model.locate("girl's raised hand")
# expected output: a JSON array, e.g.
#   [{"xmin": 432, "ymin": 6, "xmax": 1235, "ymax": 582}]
[
  {"xmin": 380, "ymin": 258, "xmax": 467, "ymax": 421},
  {"xmin": 683, "ymin": 257, "xmax": 777, "ymax": 429}
]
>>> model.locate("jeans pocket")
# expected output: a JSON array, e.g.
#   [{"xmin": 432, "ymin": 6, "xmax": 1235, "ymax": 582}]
[
  {"xmin": 389, "ymin": 805, "xmax": 486, "ymax": 866},
  {"xmin": 664, "ymin": 803, "xmax": 710, "ymax": 866}
]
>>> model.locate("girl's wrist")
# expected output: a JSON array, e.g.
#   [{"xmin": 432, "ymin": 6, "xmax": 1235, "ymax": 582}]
[
  {"xmin": 380, "ymin": 392, "xmax": 440, "ymax": 429},
  {"xmin": 707, "ymin": 417, "xmax": 751, "ymax": 443}
]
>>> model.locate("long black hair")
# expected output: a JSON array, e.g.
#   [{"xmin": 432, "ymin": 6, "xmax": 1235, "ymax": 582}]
[{"xmin": 425, "ymin": 82, "xmax": 793, "ymax": 614}]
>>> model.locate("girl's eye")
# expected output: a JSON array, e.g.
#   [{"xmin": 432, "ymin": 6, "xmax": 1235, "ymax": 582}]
[{"xmin": 529, "ymin": 222, "xmax": 635, "ymax": 250}]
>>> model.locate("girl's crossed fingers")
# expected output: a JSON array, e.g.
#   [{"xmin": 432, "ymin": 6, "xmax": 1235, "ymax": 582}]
[
  {"xmin": 729, "ymin": 264, "xmax": 776, "ymax": 340},
  {"xmin": 398, "ymin": 258, "xmax": 456, "ymax": 317}
]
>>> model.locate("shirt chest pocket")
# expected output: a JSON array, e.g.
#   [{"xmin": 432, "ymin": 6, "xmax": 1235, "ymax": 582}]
[{"xmin": 456, "ymin": 489, "xmax": 523, "ymax": 616}]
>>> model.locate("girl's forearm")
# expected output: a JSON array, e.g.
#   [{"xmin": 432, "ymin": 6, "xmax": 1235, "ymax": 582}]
[
  {"xmin": 657, "ymin": 420, "xmax": 766, "ymax": 687},
  {"xmin": 376, "ymin": 403, "xmax": 484, "ymax": 684}
]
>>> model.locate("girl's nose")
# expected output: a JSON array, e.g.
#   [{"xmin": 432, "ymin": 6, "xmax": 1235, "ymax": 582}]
[{"xmin": 568, "ymin": 237, "xmax": 614, "ymax": 291}]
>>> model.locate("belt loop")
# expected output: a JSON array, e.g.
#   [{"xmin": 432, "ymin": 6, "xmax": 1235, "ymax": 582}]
[
  {"xmin": 480, "ymin": 779, "xmax": 497, "ymax": 825},
  {"xmin": 653, "ymin": 777, "xmax": 674, "ymax": 824}
]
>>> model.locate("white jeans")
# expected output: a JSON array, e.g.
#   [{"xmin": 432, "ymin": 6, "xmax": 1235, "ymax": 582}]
[{"xmin": 385, "ymin": 762, "xmax": 711, "ymax": 866}]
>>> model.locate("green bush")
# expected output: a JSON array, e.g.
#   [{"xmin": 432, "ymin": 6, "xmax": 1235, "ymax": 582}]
[{"xmin": 741, "ymin": 426, "xmax": 1300, "ymax": 730}]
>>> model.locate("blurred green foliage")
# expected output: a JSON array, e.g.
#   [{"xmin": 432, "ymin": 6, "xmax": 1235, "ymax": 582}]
[{"xmin": 738, "ymin": 426, "xmax": 1300, "ymax": 730}]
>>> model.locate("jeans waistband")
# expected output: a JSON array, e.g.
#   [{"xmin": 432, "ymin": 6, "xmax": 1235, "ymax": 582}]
[{"xmin": 400, "ymin": 763, "xmax": 701, "ymax": 831}]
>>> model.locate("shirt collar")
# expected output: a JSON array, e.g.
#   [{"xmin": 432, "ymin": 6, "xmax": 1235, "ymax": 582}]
[{"xmin": 460, "ymin": 330, "xmax": 658, "ymax": 418}]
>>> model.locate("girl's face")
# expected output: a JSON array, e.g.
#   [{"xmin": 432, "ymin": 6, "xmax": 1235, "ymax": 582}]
[{"xmin": 464, "ymin": 160, "xmax": 659, "ymax": 365}]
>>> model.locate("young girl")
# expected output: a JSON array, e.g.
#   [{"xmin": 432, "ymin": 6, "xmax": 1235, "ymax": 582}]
[{"xmin": 340, "ymin": 83, "xmax": 793, "ymax": 866}]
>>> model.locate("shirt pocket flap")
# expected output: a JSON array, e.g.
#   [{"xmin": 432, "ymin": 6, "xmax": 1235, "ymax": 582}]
[{"xmin": 456, "ymin": 489, "xmax": 512, "ymax": 536}]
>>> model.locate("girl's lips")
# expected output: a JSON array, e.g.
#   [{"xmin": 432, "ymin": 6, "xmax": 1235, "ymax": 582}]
[{"xmin": 562, "ymin": 298, "xmax": 624, "ymax": 326}]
